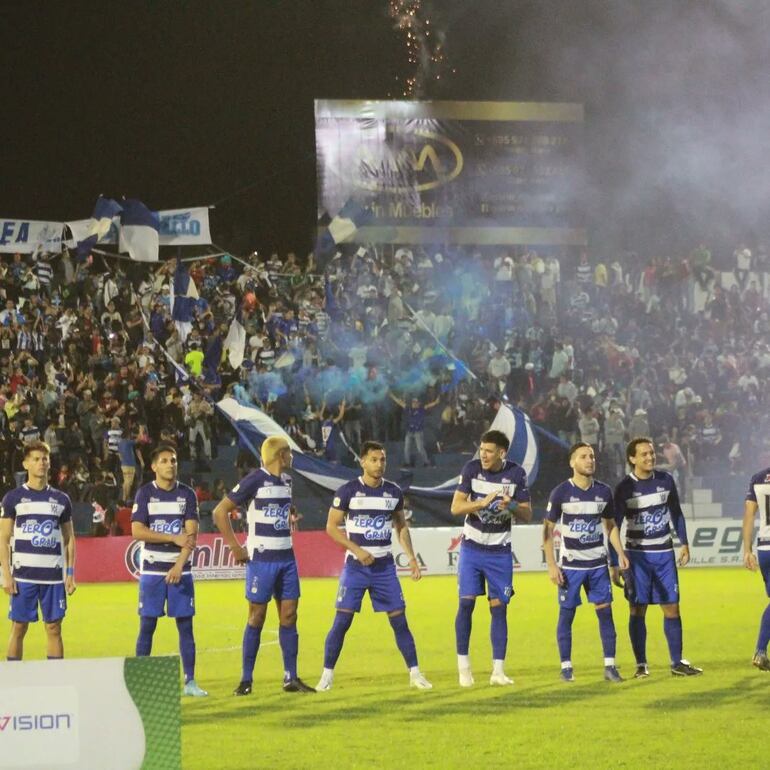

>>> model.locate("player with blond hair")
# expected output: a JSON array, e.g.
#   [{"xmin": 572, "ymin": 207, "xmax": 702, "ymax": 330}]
[{"xmin": 214, "ymin": 435, "xmax": 315, "ymax": 693}]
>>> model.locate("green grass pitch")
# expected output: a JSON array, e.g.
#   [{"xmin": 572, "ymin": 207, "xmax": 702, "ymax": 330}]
[{"xmin": 3, "ymin": 569, "xmax": 767, "ymax": 769}]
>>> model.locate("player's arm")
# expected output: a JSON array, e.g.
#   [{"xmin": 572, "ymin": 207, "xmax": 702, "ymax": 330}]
[
  {"xmin": 542, "ymin": 519, "xmax": 563, "ymax": 586},
  {"xmin": 609, "ymin": 484, "xmax": 627, "ymax": 584},
  {"xmin": 131, "ymin": 521, "xmax": 191, "ymax": 548},
  {"xmin": 212, "ymin": 496, "xmax": 249, "ymax": 563},
  {"xmin": 0, "ymin": 517, "xmax": 17, "ymax": 596},
  {"xmin": 603, "ymin": 518, "xmax": 629, "ymax": 572},
  {"xmin": 393, "ymin": 508, "xmax": 420, "ymax": 581},
  {"xmin": 325, "ymin": 507, "xmax": 373, "ymax": 566},
  {"xmin": 450, "ymin": 490, "xmax": 499, "ymax": 516},
  {"xmin": 743, "ymin": 499, "xmax": 759, "ymax": 571},
  {"xmin": 166, "ymin": 519, "xmax": 198, "ymax": 585},
  {"xmin": 667, "ymin": 479, "xmax": 690, "ymax": 567},
  {"xmin": 507, "ymin": 474, "xmax": 533, "ymax": 523},
  {"xmin": 61, "ymin": 520, "xmax": 77, "ymax": 595}
]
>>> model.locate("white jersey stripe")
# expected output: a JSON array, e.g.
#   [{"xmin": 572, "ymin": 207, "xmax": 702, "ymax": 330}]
[
  {"xmin": 624, "ymin": 491, "xmax": 670, "ymax": 509},
  {"xmin": 348, "ymin": 497, "xmax": 400, "ymax": 512}
]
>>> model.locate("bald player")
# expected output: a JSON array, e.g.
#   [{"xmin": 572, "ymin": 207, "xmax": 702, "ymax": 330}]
[{"xmin": 214, "ymin": 436, "xmax": 315, "ymax": 693}]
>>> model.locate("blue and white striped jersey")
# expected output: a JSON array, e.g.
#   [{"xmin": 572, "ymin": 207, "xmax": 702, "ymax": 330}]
[
  {"xmin": 546, "ymin": 479, "xmax": 614, "ymax": 569},
  {"xmin": 227, "ymin": 468, "xmax": 294, "ymax": 562},
  {"xmin": 614, "ymin": 470, "xmax": 686, "ymax": 553},
  {"xmin": 131, "ymin": 481, "xmax": 199, "ymax": 575},
  {"xmin": 745, "ymin": 467, "xmax": 770, "ymax": 551},
  {"xmin": 333, "ymin": 477, "xmax": 404, "ymax": 561},
  {"xmin": 1, "ymin": 485, "xmax": 72, "ymax": 584},
  {"xmin": 457, "ymin": 459, "xmax": 530, "ymax": 552}
]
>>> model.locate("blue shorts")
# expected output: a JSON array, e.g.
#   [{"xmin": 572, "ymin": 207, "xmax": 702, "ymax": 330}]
[
  {"xmin": 335, "ymin": 557, "xmax": 405, "ymax": 613},
  {"xmin": 138, "ymin": 573, "xmax": 195, "ymax": 618},
  {"xmin": 558, "ymin": 566, "xmax": 612, "ymax": 609},
  {"xmin": 457, "ymin": 543, "xmax": 514, "ymax": 604},
  {"xmin": 245, "ymin": 558, "xmax": 300, "ymax": 604},
  {"xmin": 9, "ymin": 582, "xmax": 66, "ymax": 623},
  {"xmin": 626, "ymin": 551, "xmax": 679, "ymax": 605},
  {"xmin": 758, "ymin": 551, "xmax": 770, "ymax": 597}
]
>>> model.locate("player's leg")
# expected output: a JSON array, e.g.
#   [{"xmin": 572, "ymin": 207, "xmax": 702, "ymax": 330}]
[
  {"xmin": 8, "ymin": 582, "xmax": 39, "ymax": 661},
  {"xmin": 276, "ymin": 560, "xmax": 314, "ymax": 692},
  {"xmin": 40, "ymin": 583, "xmax": 68, "ymax": 659},
  {"xmin": 753, "ymin": 551, "xmax": 770, "ymax": 671},
  {"xmin": 627, "ymin": 553, "xmax": 650, "ymax": 675},
  {"xmin": 317, "ymin": 562, "xmax": 364, "ymax": 691},
  {"xmin": 236, "ymin": 560, "xmax": 273, "ymax": 694},
  {"xmin": 485, "ymin": 550, "xmax": 515, "ymax": 685},
  {"xmin": 456, "ymin": 545, "xmax": 484, "ymax": 686},
  {"xmin": 587, "ymin": 567, "xmax": 622, "ymax": 682},
  {"xmin": 556, "ymin": 570, "xmax": 582, "ymax": 681},
  {"xmin": 136, "ymin": 574, "xmax": 165, "ymax": 656},
  {"xmin": 169, "ymin": 575, "xmax": 207, "ymax": 696},
  {"xmin": 44, "ymin": 620, "xmax": 64, "ymax": 659},
  {"xmin": 7, "ymin": 622, "xmax": 29, "ymax": 661}
]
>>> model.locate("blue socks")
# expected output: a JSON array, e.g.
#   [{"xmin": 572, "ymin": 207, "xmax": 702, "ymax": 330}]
[
  {"xmin": 756, "ymin": 603, "xmax": 770, "ymax": 653},
  {"xmin": 557, "ymin": 607, "xmax": 576, "ymax": 663},
  {"xmin": 455, "ymin": 598, "xmax": 475, "ymax": 655},
  {"xmin": 323, "ymin": 611, "xmax": 354, "ymax": 669},
  {"xmin": 489, "ymin": 604, "xmax": 508, "ymax": 661},
  {"xmin": 279, "ymin": 624, "xmax": 299, "ymax": 681},
  {"xmin": 242, "ymin": 623, "xmax": 263, "ymax": 684},
  {"xmin": 176, "ymin": 617, "xmax": 196, "ymax": 683},
  {"xmin": 389, "ymin": 613, "xmax": 418, "ymax": 669},
  {"xmin": 596, "ymin": 606, "xmax": 617, "ymax": 658},
  {"xmin": 136, "ymin": 616, "xmax": 158, "ymax": 657},
  {"xmin": 628, "ymin": 615, "xmax": 647, "ymax": 664},
  {"xmin": 663, "ymin": 616, "xmax": 683, "ymax": 665}
]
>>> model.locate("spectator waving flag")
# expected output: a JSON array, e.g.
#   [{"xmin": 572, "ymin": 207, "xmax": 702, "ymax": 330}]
[
  {"xmin": 223, "ymin": 303, "xmax": 246, "ymax": 369},
  {"xmin": 171, "ymin": 260, "xmax": 199, "ymax": 342},
  {"xmin": 316, "ymin": 199, "xmax": 372, "ymax": 256},
  {"xmin": 76, "ymin": 196, "xmax": 122, "ymax": 259},
  {"xmin": 118, "ymin": 199, "xmax": 160, "ymax": 262}
]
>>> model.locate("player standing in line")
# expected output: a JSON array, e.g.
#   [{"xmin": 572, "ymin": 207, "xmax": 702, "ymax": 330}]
[
  {"xmin": 612, "ymin": 437, "xmax": 702, "ymax": 677},
  {"xmin": 131, "ymin": 444, "xmax": 207, "ymax": 696},
  {"xmin": 213, "ymin": 435, "xmax": 315, "ymax": 694},
  {"xmin": 0, "ymin": 441, "xmax": 76, "ymax": 660},
  {"xmin": 742, "ymin": 465, "xmax": 770, "ymax": 671},
  {"xmin": 450, "ymin": 430, "xmax": 532, "ymax": 687},
  {"xmin": 543, "ymin": 443, "xmax": 629, "ymax": 682},
  {"xmin": 316, "ymin": 441, "xmax": 432, "ymax": 691}
]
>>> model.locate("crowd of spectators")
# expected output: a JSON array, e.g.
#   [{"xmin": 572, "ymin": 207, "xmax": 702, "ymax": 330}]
[{"xmin": 0, "ymin": 236, "xmax": 768, "ymax": 521}]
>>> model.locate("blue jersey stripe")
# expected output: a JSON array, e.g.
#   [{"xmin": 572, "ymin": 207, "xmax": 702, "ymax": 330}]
[
  {"xmin": 12, "ymin": 540, "xmax": 61, "ymax": 557},
  {"xmin": 15, "ymin": 566, "xmax": 62, "ymax": 582}
]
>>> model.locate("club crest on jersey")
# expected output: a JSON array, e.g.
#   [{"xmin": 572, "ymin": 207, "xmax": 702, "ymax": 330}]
[{"xmin": 656, "ymin": 487, "xmax": 665, "ymax": 492}]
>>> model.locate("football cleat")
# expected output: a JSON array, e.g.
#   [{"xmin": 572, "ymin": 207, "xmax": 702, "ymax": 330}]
[
  {"xmin": 489, "ymin": 671, "xmax": 514, "ymax": 686},
  {"xmin": 671, "ymin": 660, "xmax": 703, "ymax": 677},
  {"xmin": 316, "ymin": 672, "xmax": 334, "ymax": 692},
  {"xmin": 410, "ymin": 672, "xmax": 433, "ymax": 690},
  {"xmin": 183, "ymin": 680, "xmax": 208, "ymax": 697},
  {"xmin": 752, "ymin": 652, "xmax": 770, "ymax": 671},
  {"xmin": 560, "ymin": 667, "xmax": 575, "ymax": 683},
  {"xmin": 634, "ymin": 664, "xmax": 650, "ymax": 679},
  {"xmin": 458, "ymin": 667, "xmax": 475, "ymax": 687},
  {"xmin": 283, "ymin": 677, "xmax": 316, "ymax": 693},
  {"xmin": 604, "ymin": 665, "xmax": 624, "ymax": 683},
  {"xmin": 233, "ymin": 681, "xmax": 253, "ymax": 696}
]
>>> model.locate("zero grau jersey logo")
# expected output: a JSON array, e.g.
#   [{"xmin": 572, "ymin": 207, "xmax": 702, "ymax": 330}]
[
  {"xmin": 354, "ymin": 129, "xmax": 464, "ymax": 193},
  {"xmin": 19, "ymin": 519, "xmax": 59, "ymax": 548}
]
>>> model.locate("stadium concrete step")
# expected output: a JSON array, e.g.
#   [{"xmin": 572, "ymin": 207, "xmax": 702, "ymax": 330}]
[
  {"xmin": 691, "ymin": 488, "xmax": 713, "ymax": 504},
  {"xmin": 682, "ymin": 502, "xmax": 723, "ymax": 519}
]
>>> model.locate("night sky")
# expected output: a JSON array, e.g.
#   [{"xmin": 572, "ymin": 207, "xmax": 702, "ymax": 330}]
[{"xmin": 3, "ymin": 1, "xmax": 770, "ymax": 258}]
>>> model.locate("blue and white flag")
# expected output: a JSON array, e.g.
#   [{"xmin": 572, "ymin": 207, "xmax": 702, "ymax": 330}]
[
  {"xmin": 316, "ymin": 199, "xmax": 372, "ymax": 255},
  {"xmin": 118, "ymin": 199, "xmax": 160, "ymax": 262},
  {"xmin": 223, "ymin": 304, "xmax": 246, "ymax": 369},
  {"xmin": 171, "ymin": 261, "xmax": 199, "ymax": 323},
  {"xmin": 76, "ymin": 197, "xmax": 122, "ymax": 259}
]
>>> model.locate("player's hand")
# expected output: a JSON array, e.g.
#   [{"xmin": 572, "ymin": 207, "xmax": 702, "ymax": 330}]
[
  {"xmin": 165, "ymin": 566, "xmax": 183, "ymax": 584},
  {"xmin": 744, "ymin": 551, "xmax": 758, "ymax": 571},
  {"xmin": 171, "ymin": 533, "xmax": 190, "ymax": 548},
  {"xmin": 234, "ymin": 544, "xmax": 249, "ymax": 564},
  {"xmin": 610, "ymin": 566, "xmax": 624, "ymax": 588},
  {"xmin": 408, "ymin": 557, "xmax": 422, "ymax": 581},
  {"xmin": 65, "ymin": 576, "xmax": 77, "ymax": 595},
  {"xmin": 479, "ymin": 492, "xmax": 498, "ymax": 510},
  {"xmin": 618, "ymin": 552, "xmax": 630, "ymax": 571},
  {"xmin": 2, "ymin": 577, "xmax": 17, "ymax": 596},
  {"xmin": 496, "ymin": 494, "xmax": 513, "ymax": 512},
  {"xmin": 356, "ymin": 548, "xmax": 375, "ymax": 566},
  {"xmin": 547, "ymin": 563, "xmax": 564, "ymax": 586},
  {"xmin": 678, "ymin": 545, "xmax": 690, "ymax": 568}
]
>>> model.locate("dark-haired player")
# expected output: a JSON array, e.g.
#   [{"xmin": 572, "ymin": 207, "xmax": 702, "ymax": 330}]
[
  {"xmin": 450, "ymin": 430, "xmax": 532, "ymax": 687},
  {"xmin": 316, "ymin": 441, "xmax": 431, "ymax": 691},
  {"xmin": 612, "ymin": 437, "xmax": 702, "ymax": 677},
  {"xmin": 742, "ymin": 465, "xmax": 770, "ymax": 671},
  {"xmin": 543, "ymin": 443, "xmax": 628, "ymax": 682},
  {"xmin": 0, "ymin": 441, "xmax": 76, "ymax": 661},
  {"xmin": 131, "ymin": 444, "xmax": 207, "ymax": 696}
]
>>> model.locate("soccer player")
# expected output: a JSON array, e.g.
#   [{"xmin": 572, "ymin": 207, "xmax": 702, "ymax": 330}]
[
  {"xmin": 611, "ymin": 437, "xmax": 702, "ymax": 677},
  {"xmin": 316, "ymin": 441, "xmax": 432, "ymax": 691},
  {"xmin": 450, "ymin": 429, "xmax": 532, "ymax": 687},
  {"xmin": 0, "ymin": 441, "xmax": 76, "ymax": 661},
  {"xmin": 543, "ymin": 442, "xmax": 629, "ymax": 682},
  {"xmin": 131, "ymin": 444, "xmax": 207, "ymax": 696},
  {"xmin": 213, "ymin": 435, "xmax": 315, "ymax": 694},
  {"xmin": 742, "ymin": 465, "xmax": 770, "ymax": 671}
]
